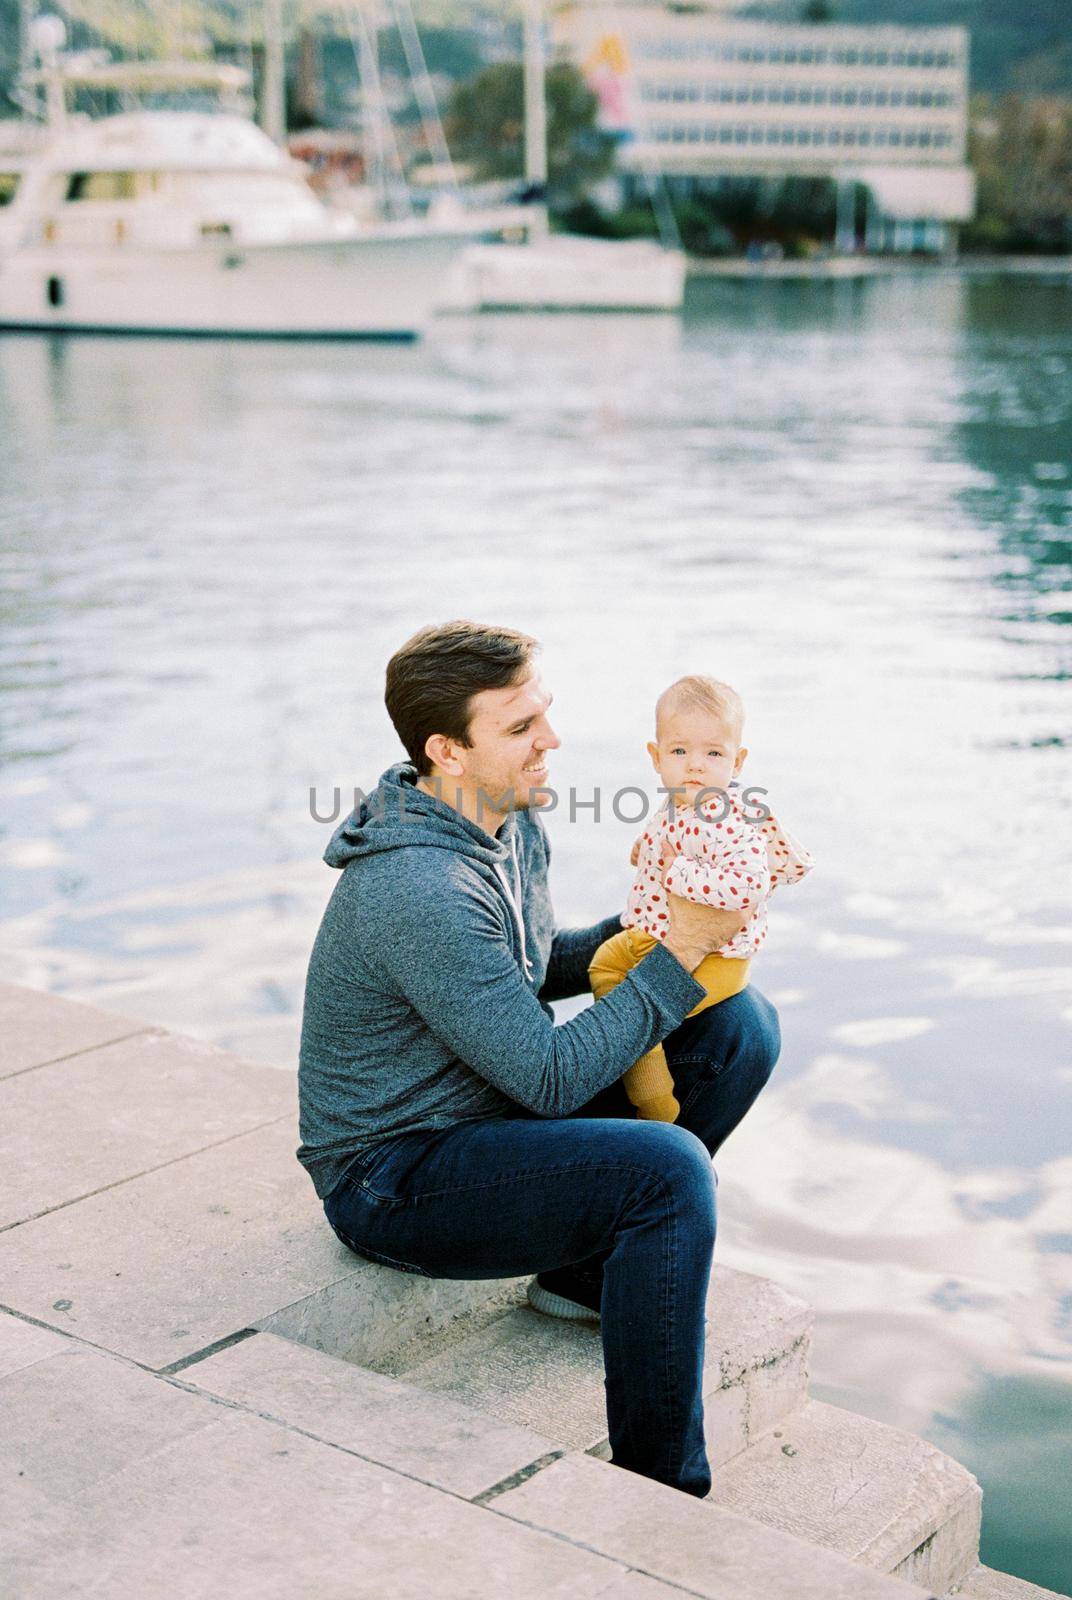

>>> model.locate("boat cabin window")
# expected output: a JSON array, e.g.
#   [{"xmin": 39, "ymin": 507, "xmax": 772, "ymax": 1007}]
[
  {"xmin": 0, "ymin": 172, "xmax": 19, "ymax": 207},
  {"xmin": 65, "ymin": 171, "xmax": 163, "ymax": 202}
]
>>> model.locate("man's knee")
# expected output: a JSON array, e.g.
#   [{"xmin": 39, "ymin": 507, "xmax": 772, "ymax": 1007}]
[
  {"xmin": 630, "ymin": 1122, "xmax": 717, "ymax": 1231},
  {"xmin": 704, "ymin": 986, "xmax": 781, "ymax": 1082}
]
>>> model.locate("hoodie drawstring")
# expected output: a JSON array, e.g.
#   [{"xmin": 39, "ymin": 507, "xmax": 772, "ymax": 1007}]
[{"xmin": 496, "ymin": 832, "xmax": 534, "ymax": 981}]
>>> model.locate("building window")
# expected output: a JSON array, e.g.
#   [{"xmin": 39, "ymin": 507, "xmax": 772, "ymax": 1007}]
[
  {"xmin": 919, "ymin": 131, "xmax": 932, "ymax": 146},
  {"xmin": 719, "ymin": 127, "xmax": 733, "ymax": 143},
  {"xmin": 890, "ymin": 90, "xmax": 904, "ymax": 107}
]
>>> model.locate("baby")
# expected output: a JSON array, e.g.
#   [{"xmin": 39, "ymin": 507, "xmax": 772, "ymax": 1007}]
[{"xmin": 589, "ymin": 675, "xmax": 813, "ymax": 1122}]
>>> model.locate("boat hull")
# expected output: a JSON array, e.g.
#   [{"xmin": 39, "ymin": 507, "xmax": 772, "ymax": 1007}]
[
  {"xmin": 0, "ymin": 229, "xmax": 470, "ymax": 339},
  {"xmin": 442, "ymin": 236, "xmax": 686, "ymax": 314}
]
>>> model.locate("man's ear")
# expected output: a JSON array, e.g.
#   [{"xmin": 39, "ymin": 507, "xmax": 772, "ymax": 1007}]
[
  {"xmin": 424, "ymin": 734, "xmax": 465, "ymax": 777},
  {"xmin": 646, "ymin": 740, "xmax": 661, "ymax": 774},
  {"xmin": 733, "ymin": 745, "xmax": 748, "ymax": 775}
]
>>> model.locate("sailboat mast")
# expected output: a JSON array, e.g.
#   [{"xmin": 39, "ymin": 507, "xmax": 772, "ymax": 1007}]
[
  {"xmin": 262, "ymin": 0, "xmax": 286, "ymax": 144},
  {"xmin": 522, "ymin": 0, "xmax": 547, "ymax": 191}
]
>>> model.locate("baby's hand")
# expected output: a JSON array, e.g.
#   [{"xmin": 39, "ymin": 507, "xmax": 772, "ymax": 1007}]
[
  {"xmin": 659, "ymin": 832, "xmax": 682, "ymax": 872},
  {"xmin": 630, "ymin": 838, "xmax": 641, "ymax": 867}
]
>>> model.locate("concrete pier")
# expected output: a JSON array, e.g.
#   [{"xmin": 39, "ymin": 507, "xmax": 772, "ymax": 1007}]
[{"xmin": 1, "ymin": 983, "xmax": 1065, "ymax": 1600}]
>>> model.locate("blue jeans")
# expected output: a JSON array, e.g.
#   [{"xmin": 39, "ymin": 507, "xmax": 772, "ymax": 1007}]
[{"xmin": 322, "ymin": 985, "xmax": 781, "ymax": 1498}]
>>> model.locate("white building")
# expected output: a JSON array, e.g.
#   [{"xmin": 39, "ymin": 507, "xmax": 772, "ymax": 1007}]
[{"xmin": 552, "ymin": 2, "xmax": 976, "ymax": 252}]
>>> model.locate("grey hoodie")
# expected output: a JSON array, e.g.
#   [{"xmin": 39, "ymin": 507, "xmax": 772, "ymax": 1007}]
[{"xmin": 296, "ymin": 763, "xmax": 704, "ymax": 1200}]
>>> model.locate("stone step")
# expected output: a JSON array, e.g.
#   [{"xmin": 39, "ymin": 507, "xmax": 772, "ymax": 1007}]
[
  {"xmin": 951, "ymin": 1565, "xmax": 1070, "ymax": 1600},
  {"xmin": 489, "ymin": 1450, "xmax": 939, "ymax": 1600},
  {"xmin": 706, "ymin": 1397, "xmax": 982, "ymax": 1598},
  {"xmin": 0, "ymin": 986, "xmax": 523, "ymax": 1372},
  {"xmin": 397, "ymin": 1264, "xmax": 812, "ymax": 1471},
  {"xmin": 3, "ymin": 1310, "xmax": 933, "ymax": 1600},
  {"xmin": 184, "ymin": 1328, "xmax": 558, "ymax": 1501}
]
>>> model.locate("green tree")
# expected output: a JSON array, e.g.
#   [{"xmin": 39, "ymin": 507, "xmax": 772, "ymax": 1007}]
[
  {"xmin": 965, "ymin": 93, "xmax": 1072, "ymax": 253},
  {"xmin": 446, "ymin": 60, "xmax": 616, "ymax": 207}
]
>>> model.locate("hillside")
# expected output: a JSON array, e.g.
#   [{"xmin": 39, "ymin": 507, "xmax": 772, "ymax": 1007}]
[
  {"xmin": 745, "ymin": 0, "xmax": 1070, "ymax": 94},
  {"xmin": 2, "ymin": 0, "xmax": 1069, "ymax": 108}
]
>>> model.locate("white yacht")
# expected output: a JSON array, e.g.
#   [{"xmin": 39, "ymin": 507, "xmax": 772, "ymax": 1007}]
[{"xmin": 0, "ymin": 58, "xmax": 477, "ymax": 340}]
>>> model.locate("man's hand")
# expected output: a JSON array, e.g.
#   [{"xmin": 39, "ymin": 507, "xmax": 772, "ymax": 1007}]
[{"xmin": 660, "ymin": 846, "xmax": 748, "ymax": 973}]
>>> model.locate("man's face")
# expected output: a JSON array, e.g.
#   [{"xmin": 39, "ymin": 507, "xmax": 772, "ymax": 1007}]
[{"xmin": 459, "ymin": 674, "xmax": 560, "ymax": 814}]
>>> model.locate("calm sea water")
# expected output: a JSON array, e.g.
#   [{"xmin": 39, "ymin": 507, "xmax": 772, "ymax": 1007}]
[{"xmin": 2, "ymin": 271, "xmax": 1070, "ymax": 1590}]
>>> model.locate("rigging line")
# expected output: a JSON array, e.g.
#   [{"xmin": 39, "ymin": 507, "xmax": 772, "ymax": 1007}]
[
  {"xmin": 387, "ymin": 0, "xmax": 459, "ymax": 194},
  {"xmin": 344, "ymin": 0, "xmax": 413, "ymax": 221},
  {"xmin": 595, "ymin": 0, "xmax": 681, "ymax": 251}
]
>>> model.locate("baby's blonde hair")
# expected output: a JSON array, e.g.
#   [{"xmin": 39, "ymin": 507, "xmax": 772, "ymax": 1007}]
[{"xmin": 655, "ymin": 675, "xmax": 744, "ymax": 744}]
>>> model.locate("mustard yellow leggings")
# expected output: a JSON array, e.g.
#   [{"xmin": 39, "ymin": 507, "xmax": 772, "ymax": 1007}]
[{"xmin": 588, "ymin": 928, "xmax": 751, "ymax": 1123}]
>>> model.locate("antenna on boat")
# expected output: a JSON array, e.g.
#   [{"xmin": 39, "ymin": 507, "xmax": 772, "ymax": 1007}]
[{"xmin": 29, "ymin": 12, "xmax": 67, "ymax": 127}]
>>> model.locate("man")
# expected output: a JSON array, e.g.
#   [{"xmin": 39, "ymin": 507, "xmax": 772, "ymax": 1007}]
[{"xmin": 298, "ymin": 620, "xmax": 781, "ymax": 1498}]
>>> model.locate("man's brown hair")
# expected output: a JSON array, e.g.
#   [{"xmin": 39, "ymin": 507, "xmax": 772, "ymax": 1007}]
[{"xmin": 385, "ymin": 621, "xmax": 539, "ymax": 775}]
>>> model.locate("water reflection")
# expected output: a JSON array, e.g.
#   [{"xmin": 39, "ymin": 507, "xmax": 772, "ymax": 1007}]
[
  {"xmin": 954, "ymin": 280, "xmax": 1072, "ymax": 645},
  {"xmin": 1, "ymin": 273, "xmax": 1071, "ymax": 1589}
]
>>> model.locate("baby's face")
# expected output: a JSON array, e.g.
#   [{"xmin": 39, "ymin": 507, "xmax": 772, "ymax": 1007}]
[{"xmin": 647, "ymin": 709, "xmax": 746, "ymax": 806}]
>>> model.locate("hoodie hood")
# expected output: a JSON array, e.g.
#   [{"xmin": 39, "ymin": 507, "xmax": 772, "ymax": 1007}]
[{"xmin": 324, "ymin": 763, "xmax": 532, "ymax": 977}]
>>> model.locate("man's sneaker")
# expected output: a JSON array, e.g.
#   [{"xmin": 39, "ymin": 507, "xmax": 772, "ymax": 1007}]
[{"xmin": 526, "ymin": 1268, "xmax": 602, "ymax": 1323}]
